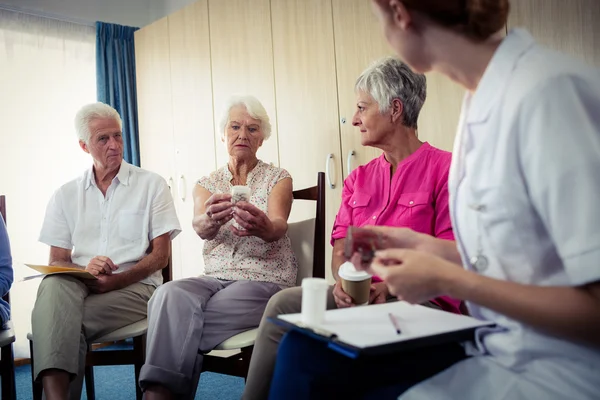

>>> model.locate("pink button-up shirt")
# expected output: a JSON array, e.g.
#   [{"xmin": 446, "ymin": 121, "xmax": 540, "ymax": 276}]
[{"xmin": 332, "ymin": 142, "xmax": 461, "ymax": 314}]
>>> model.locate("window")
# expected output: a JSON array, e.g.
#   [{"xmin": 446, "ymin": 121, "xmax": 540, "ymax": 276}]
[{"xmin": 0, "ymin": 8, "xmax": 96, "ymax": 358}]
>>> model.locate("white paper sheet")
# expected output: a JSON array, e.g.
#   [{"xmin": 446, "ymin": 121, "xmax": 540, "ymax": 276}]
[{"xmin": 279, "ymin": 301, "xmax": 494, "ymax": 349}]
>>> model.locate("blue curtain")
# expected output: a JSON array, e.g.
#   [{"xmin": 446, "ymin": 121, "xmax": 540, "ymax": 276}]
[{"xmin": 96, "ymin": 21, "xmax": 141, "ymax": 166}]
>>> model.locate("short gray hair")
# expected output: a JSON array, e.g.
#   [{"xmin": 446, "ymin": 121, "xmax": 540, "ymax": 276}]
[
  {"xmin": 355, "ymin": 57, "xmax": 426, "ymax": 129},
  {"xmin": 219, "ymin": 95, "xmax": 271, "ymax": 140},
  {"xmin": 74, "ymin": 102, "xmax": 122, "ymax": 143}
]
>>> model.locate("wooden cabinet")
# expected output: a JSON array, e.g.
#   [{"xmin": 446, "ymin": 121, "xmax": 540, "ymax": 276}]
[
  {"xmin": 168, "ymin": 0, "xmax": 215, "ymax": 278},
  {"xmin": 332, "ymin": 0, "xmax": 392, "ymax": 176},
  {"xmin": 271, "ymin": 0, "xmax": 342, "ymax": 280},
  {"xmin": 508, "ymin": 0, "xmax": 600, "ymax": 68},
  {"xmin": 135, "ymin": 16, "xmax": 175, "ymax": 185},
  {"xmin": 208, "ymin": 0, "xmax": 279, "ymax": 167}
]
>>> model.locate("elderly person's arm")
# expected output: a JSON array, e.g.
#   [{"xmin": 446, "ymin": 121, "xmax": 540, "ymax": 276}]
[
  {"xmin": 85, "ymin": 233, "xmax": 170, "ymax": 294},
  {"xmin": 0, "ymin": 216, "xmax": 13, "ymax": 324},
  {"xmin": 231, "ymin": 177, "xmax": 293, "ymax": 242}
]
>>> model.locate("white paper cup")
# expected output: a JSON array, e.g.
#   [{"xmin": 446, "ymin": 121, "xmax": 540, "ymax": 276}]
[
  {"xmin": 301, "ymin": 277, "xmax": 329, "ymax": 325},
  {"xmin": 231, "ymin": 185, "xmax": 251, "ymax": 203}
]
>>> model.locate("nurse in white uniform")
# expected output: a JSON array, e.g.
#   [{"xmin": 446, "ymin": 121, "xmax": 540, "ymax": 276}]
[{"xmin": 368, "ymin": 0, "xmax": 600, "ymax": 398}]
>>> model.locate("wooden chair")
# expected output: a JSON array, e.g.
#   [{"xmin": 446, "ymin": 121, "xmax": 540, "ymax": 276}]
[
  {"xmin": 0, "ymin": 195, "xmax": 17, "ymax": 400},
  {"xmin": 199, "ymin": 172, "xmax": 326, "ymax": 380},
  {"xmin": 29, "ymin": 245, "xmax": 173, "ymax": 400}
]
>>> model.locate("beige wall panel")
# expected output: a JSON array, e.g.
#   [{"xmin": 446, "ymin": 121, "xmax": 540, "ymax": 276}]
[
  {"xmin": 271, "ymin": 0, "xmax": 342, "ymax": 282},
  {"xmin": 208, "ymin": 0, "xmax": 279, "ymax": 167},
  {"xmin": 332, "ymin": 0, "xmax": 393, "ymax": 176},
  {"xmin": 135, "ymin": 16, "xmax": 175, "ymax": 179},
  {"xmin": 168, "ymin": 0, "xmax": 215, "ymax": 278},
  {"xmin": 509, "ymin": 0, "xmax": 600, "ymax": 67}
]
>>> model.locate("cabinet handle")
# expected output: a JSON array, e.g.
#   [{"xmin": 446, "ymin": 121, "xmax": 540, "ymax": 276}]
[
  {"xmin": 325, "ymin": 153, "xmax": 335, "ymax": 189},
  {"xmin": 346, "ymin": 150, "xmax": 356, "ymax": 177},
  {"xmin": 168, "ymin": 177, "xmax": 174, "ymax": 194},
  {"xmin": 178, "ymin": 175, "xmax": 186, "ymax": 201}
]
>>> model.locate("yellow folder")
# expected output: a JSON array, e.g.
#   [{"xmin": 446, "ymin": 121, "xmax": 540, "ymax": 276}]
[{"xmin": 25, "ymin": 264, "xmax": 98, "ymax": 280}]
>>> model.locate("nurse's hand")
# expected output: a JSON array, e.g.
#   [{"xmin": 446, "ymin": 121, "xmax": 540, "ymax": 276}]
[
  {"xmin": 364, "ymin": 226, "xmax": 462, "ymax": 265},
  {"xmin": 370, "ymin": 249, "xmax": 460, "ymax": 304}
]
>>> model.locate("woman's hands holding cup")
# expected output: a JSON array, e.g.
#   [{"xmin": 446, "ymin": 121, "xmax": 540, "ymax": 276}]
[
  {"xmin": 204, "ymin": 193, "xmax": 234, "ymax": 227},
  {"xmin": 230, "ymin": 201, "xmax": 275, "ymax": 242}
]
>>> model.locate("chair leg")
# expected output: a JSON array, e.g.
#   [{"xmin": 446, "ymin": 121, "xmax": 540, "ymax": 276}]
[
  {"xmin": 85, "ymin": 364, "xmax": 96, "ymax": 400},
  {"xmin": 30, "ymin": 339, "xmax": 43, "ymax": 400},
  {"xmin": 133, "ymin": 335, "xmax": 146, "ymax": 400},
  {"xmin": 241, "ymin": 346, "xmax": 254, "ymax": 382},
  {"xmin": 1, "ymin": 343, "xmax": 17, "ymax": 400}
]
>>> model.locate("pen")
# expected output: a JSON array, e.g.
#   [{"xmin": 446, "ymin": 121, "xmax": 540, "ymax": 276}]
[{"xmin": 388, "ymin": 312, "xmax": 402, "ymax": 334}]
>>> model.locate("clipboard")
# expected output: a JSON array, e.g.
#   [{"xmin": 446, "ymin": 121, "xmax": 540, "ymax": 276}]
[
  {"xmin": 25, "ymin": 264, "xmax": 97, "ymax": 280},
  {"xmin": 271, "ymin": 302, "xmax": 495, "ymax": 358}
]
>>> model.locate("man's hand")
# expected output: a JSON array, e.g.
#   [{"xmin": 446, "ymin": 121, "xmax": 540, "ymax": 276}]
[
  {"xmin": 85, "ymin": 274, "xmax": 121, "ymax": 294},
  {"xmin": 332, "ymin": 280, "xmax": 354, "ymax": 308},
  {"xmin": 369, "ymin": 281, "xmax": 389, "ymax": 304},
  {"xmin": 85, "ymin": 256, "xmax": 118, "ymax": 276}
]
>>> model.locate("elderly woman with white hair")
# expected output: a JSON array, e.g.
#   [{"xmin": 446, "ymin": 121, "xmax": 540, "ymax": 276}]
[{"xmin": 139, "ymin": 95, "xmax": 297, "ymax": 399}]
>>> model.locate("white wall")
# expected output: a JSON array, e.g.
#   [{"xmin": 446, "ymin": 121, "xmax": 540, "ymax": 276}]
[{"xmin": 0, "ymin": 0, "xmax": 197, "ymax": 27}]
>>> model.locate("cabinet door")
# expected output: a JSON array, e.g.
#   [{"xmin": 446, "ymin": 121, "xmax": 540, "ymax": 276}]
[
  {"xmin": 208, "ymin": 0, "xmax": 279, "ymax": 167},
  {"xmin": 508, "ymin": 0, "xmax": 600, "ymax": 67},
  {"xmin": 332, "ymin": 0, "xmax": 392, "ymax": 177},
  {"xmin": 168, "ymin": 0, "xmax": 215, "ymax": 279},
  {"xmin": 271, "ymin": 0, "xmax": 342, "ymax": 282},
  {"xmin": 135, "ymin": 17, "xmax": 175, "ymax": 181}
]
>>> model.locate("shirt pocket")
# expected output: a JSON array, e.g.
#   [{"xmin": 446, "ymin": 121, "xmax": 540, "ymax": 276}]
[
  {"xmin": 396, "ymin": 192, "xmax": 434, "ymax": 233},
  {"xmin": 348, "ymin": 192, "xmax": 372, "ymax": 225},
  {"xmin": 118, "ymin": 210, "xmax": 146, "ymax": 242}
]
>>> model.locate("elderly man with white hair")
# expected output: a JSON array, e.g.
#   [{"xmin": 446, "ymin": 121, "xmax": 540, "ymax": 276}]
[
  {"xmin": 139, "ymin": 95, "xmax": 297, "ymax": 399},
  {"xmin": 31, "ymin": 102, "xmax": 181, "ymax": 400}
]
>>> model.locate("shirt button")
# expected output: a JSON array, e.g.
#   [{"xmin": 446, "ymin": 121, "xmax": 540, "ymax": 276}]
[
  {"xmin": 409, "ymin": 200, "xmax": 414, "ymax": 205},
  {"xmin": 103, "ymin": 238, "xmax": 107, "ymax": 242},
  {"xmin": 372, "ymin": 216, "xmax": 376, "ymax": 220},
  {"xmin": 353, "ymin": 201, "xmax": 356, "ymax": 205}
]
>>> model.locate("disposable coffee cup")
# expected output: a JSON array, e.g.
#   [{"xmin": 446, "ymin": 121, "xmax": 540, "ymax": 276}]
[
  {"xmin": 301, "ymin": 278, "xmax": 329, "ymax": 324},
  {"xmin": 338, "ymin": 262, "xmax": 372, "ymax": 306},
  {"xmin": 231, "ymin": 185, "xmax": 251, "ymax": 203}
]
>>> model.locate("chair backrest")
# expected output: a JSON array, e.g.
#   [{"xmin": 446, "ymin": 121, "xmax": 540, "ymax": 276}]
[
  {"xmin": 289, "ymin": 172, "xmax": 326, "ymax": 286},
  {"xmin": 0, "ymin": 195, "xmax": 9, "ymax": 304}
]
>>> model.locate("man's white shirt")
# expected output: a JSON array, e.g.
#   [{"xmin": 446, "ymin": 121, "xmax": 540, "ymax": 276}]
[{"xmin": 40, "ymin": 160, "xmax": 181, "ymax": 286}]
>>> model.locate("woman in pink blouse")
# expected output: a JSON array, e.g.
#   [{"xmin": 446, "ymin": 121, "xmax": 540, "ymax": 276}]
[
  {"xmin": 243, "ymin": 56, "xmax": 461, "ymax": 400},
  {"xmin": 140, "ymin": 95, "xmax": 297, "ymax": 400},
  {"xmin": 331, "ymin": 57, "xmax": 460, "ymax": 313}
]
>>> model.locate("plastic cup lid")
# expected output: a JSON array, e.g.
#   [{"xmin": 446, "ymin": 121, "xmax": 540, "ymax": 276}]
[
  {"xmin": 338, "ymin": 261, "xmax": 371, "ymax": 281},
  {"xmin": 302, "ymin": 277, "xmax": 328, "ymax": 288}
]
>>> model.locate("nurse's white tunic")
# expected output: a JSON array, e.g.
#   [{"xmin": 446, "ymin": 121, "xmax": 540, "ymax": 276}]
[{"xmin": 401, "ymin": 29, "xmax": 600, "ymax": 399}]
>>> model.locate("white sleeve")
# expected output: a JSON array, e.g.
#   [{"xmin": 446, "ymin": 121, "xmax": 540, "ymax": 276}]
[
  {"xmin": 149, "ymin": 178, "xmax": 182, "ymax": 241},
  {"xmin": 38, "ymin": 189, "xmax": 73, "ymax": 250},
  {"xmin": 518, "ymin": 74, "xmax": 600, "ymax": 285}
]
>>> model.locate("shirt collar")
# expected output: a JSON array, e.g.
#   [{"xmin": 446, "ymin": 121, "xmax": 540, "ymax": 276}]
[
  {"xmin": 84, "ymin": 159, "xmax": 130, "ymax": 190},
  {"xmin": 467, "ymin": 28, "xmax": 536, "ymax": 125},
  {"xmin": 378, "ymin": 141, "xmax": 430, "ymax": 168}
]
